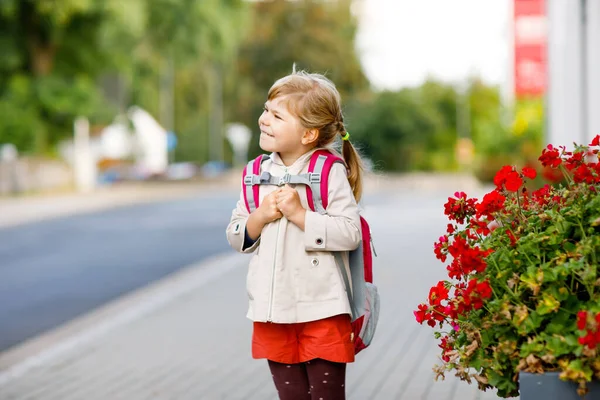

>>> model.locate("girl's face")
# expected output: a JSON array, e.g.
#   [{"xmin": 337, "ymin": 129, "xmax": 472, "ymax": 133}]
[{"xmin": 258, "ymin": 96, "xmax": 310, "ymax": 164}]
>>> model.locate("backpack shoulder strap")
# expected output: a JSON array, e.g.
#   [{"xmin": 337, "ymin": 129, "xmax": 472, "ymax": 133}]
[
  {"xmin": 242, "ymin": 154, "xmax": 269, "ymax": 213},
  {"xmin": 306, "ymin": 150, "xmax": 345, "ymax": 214}
]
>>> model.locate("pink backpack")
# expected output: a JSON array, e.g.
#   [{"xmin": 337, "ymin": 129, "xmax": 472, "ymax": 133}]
[{"xmin": 241, "ymin": 150, "xmax": 380, "ymax": 354}]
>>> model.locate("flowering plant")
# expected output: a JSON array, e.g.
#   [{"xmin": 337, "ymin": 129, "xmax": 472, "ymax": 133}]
[{"xmin": 415, "ymin": 135, "xmax": 600, "ymax": 397}]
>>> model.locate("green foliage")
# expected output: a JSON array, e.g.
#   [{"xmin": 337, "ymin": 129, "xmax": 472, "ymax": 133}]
[
  {"xmin": 473, "ymin": 96, "xmax": 544, "ymax": 183},
  {"xmin": 347, "ymin": 81, "xmax": 459, "ymax": 172},
  {"xmin": 0, "ymin": 75, "xmax": 42, "ymax": 151},
  {"xmin": 0, "ymin": 0, "xmax": 249, "ymax": 159},
  {"xmin": 0, "ymin": 0, "xmax": 143, "ymax": 153},
  {"xmin": 127, "ymin": 0, "xmax": 249, "ymax": 163}
]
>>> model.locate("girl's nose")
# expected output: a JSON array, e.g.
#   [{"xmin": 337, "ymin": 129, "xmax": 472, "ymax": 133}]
[{"xmin": 258, "ymin": 112, "xmax": 269, "ymax": 126}]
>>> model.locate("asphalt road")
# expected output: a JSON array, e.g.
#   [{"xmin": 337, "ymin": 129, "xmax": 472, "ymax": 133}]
[{"xmin": 0, "ymin": 190, "xmax": 240, "ymax": 352}]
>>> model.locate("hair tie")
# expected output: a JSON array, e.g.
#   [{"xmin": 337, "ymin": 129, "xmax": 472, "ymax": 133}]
[{"xmin": 342, "ymin": 132, "xmax": 350, "ymax": 141}]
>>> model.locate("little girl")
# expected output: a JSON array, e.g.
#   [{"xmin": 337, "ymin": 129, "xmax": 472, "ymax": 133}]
[{"xmin": 226, "ymin": 70, "xmax": 365, "ymax": 400}]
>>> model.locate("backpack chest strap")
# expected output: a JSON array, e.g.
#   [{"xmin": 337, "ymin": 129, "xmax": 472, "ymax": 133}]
[
  {"xmin": 244, "ymin": 172, "xmax": 321, "ymax": 188},
  {"xmin": 242, "ymin": 151, "xmax": 341, "ymax": 214}
]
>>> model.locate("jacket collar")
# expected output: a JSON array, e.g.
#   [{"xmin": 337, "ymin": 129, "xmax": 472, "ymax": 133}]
[{"xmin": 269, "ymin": 148, "xmax": 323, "ymax": 172}]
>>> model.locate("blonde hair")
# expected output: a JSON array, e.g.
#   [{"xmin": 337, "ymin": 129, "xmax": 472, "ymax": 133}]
[{"xmin": 267, "ymin": 70, "xmax": 364, "ymax": 201}]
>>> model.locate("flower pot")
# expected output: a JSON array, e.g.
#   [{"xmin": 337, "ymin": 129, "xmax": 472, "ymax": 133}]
[{"xmin": 519, "ymin": 372, "xmax": 600, "ymax": 399}]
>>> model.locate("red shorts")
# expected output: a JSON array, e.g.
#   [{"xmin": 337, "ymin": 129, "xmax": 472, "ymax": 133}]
[{"xmin": 252, "ymin": 314, "xmax": 355, "ymax": 364}]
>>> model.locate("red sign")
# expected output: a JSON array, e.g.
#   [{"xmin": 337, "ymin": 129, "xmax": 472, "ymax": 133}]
[{"xmin": 514, "ymin": 0, "xmax": 547, "ymax": 97}]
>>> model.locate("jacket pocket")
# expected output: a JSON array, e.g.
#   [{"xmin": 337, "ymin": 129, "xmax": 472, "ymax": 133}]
[
  {"xmin": 296, "ymin": 252, "xmax": 339, "ymax": 302},
  {"xmin": 246, "ymin": 254, "xmax": 259, "ymax": 300}
]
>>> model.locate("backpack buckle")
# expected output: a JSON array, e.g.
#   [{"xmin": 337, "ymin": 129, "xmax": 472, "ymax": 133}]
[
  {"xmin": 309, "ymin": 173, "xmax": 321, "ymax": 183},
  {"xmin": 259, "ymin": 171, "xmax": 271, "ymax": 184},
  {"xmin": 278, "ymin": 173, "xmax": 291, "ymax": 186},
  {"xmin": 243, "ymin": 175, "xmax": 254, "ymax": 186}
]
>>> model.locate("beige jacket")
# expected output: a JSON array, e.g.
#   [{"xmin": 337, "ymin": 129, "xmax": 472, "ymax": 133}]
[{"xmin": 225, "ymin": 148, "xmax": 362, "ymax": 323}]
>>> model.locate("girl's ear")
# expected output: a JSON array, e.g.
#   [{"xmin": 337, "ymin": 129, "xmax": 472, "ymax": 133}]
[{"xmin": 301, "ymin": 128, "xmax": 319, "ymax": 145}]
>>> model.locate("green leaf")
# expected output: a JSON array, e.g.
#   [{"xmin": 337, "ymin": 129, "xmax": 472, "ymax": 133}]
[
  {"xmin": 545, "ymin": 309, "xmax": 572, "ymax": 334},
  {"xmin": 563, "ymin": 241, "xmax": 576, "ymax": 253},
  {"xmin": 536, "ymin": 292, "xmax": 561, "ymax": 315},
  {"xmin": 520, "ymin": 310, "xmax": 543, "ymax": 335},
  {"xmin": 561, "ymin": 359, "xmax": 594, "ymax": 381},
  {"xmin": 541, "ymin": 266, "xmax": 559, "ymax": 283},
  {"xmin": 546, "ymin": 335, "xmax": 576, "ymax": 357}
]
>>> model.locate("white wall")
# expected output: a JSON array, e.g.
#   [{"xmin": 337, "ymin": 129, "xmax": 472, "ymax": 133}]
[
  {"xmin": 547, "ymin": 0, "xmax": 599, "ymax": 147},
  {"xmin": 587, "ymin": 0, "xmax": 600, "ymax": 144}
]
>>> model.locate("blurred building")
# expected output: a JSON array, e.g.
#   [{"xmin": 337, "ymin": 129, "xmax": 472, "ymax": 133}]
[{"xmin": 547, "ymin": 0, "xmax": 600, "ymax": 146}]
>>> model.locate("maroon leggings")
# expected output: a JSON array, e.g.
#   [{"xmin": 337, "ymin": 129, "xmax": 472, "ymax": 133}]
[{"xmin": 268, "ymin": 359, "xmax": 347, "ymax": 400}]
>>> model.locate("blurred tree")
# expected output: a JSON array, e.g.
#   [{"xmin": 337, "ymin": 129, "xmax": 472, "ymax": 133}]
[
  {"xmin": 0, "ymin": 0, "xmax": 248, "ymax": 163},
  {"xmin": 467, "ymin": 79, "xmax": 545, "ymax": 183},
  {"xmin": 231, "ymin": 0, "xmax": 370, "ymax": 158},
  {"xmin": 347, "ymin": 80, "xmax": 461, "ymax": 172},
  {"xmin": 348, "ymin": 86, "xmax": 449, "ymax": 171},
  {"xmin": 127, "ymin": 0, "xmax": 248, "ymax": 164},
  {"xmin": 0, "ymin": 0, "xmax": 144, "ymax": 153}
]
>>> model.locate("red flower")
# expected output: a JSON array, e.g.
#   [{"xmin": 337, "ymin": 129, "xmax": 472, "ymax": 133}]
[
  {"xmin": 432, "ymin": 305, "xmax": 447, "ymax": 322},
  {"xmin": 493, "ymin": 166, "xmax": 511, "ymax": 187},
  {"xmin": 414, "ymin": 303, "xmax": 431, "ymax": 324},
  {"xmin": 573, "ymin": 164, "xmax": 595, "ymax": 184},
  {"xmin": 470, "ymin": 218, "xmax": 492, "ymax": 236},
  {"xmin": 591, "ymin": 134, "xmax": 600, "ymax": 147},
  {"xmin": 464, "ymin": 279, "xmax": 493, "ymax": 310},
  {"xmin": 522, "ymin": 166, "xmax": 537, "ymax": 179},
  {"xmin": 506, "ymin": 229, "xmax": 518, "ymax": 246},
  {"xmin": 577, "ymin": 311, "xmax": 588, "ymax": 330},
  {"xmin": 579, "ymin": 332, "xmax": 598, "ymax": 349},
  {"xmin": 434, "ymin": 235, "xmax": 449, "ymax": 263},
  {"xmin": 542, "ymin": 166, "xmax": 564, "ymax": 183},
  {"xmin": 505, "ymin": 176, "xmax": 523, "ymax": 192},
  {"xmin": 539, "ymin": 145, "xmax": 563, "ymax": 168},
  {"xmin": 439, "ymin": 336, "xmax": 453, "ymax": 362},
  {"xmin": 476, "ymin": 190, "xmax": 506, "ymax": 218},
  {"xmin": 565, "ymin": 151, "xmax": 585, "ymax": 171},
  {"xmin": 429, "ymin": 281, "xmax": 449, "ymax": 306},
  {"xmin": 532, "ymin": 185, "xmax": 551, "ymax": 206},
  {"xmin": 494, "ymin": 166, "xmax": 523, "ymax": 192},
  {"xmin": 444, "ymin": 192, "xmax": 477, "ymax": 224},
  {"xmin": 475, "ymin": 280, "xmax": 493, "ymax": 299},
  {"xmin": 447, "ymin": 236, "xmax": 469, "ymax": 258}
]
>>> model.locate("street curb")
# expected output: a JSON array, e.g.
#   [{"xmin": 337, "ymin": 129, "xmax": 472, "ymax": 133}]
[{"xmin": 0, "ymin": 251, "xmax": 248, "ymax": 385}]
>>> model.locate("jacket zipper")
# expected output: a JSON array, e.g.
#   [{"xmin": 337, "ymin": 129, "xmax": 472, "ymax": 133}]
[
  {"xmin": 267, "ymin": 166, "xmax": 288, "ymax": 322},
  {"xmin": 267, "ymin": 220, "xmax": 280, "ymax": 322}
]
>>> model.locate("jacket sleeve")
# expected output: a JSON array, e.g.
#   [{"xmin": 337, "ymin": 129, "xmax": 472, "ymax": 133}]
[
  {"xmin": 304, "ymin": 162, "xmax": 362, "ymax": 252},
  {"xmin": 226, "ymin": 190, "xmax": 261, "ymax": 253}
]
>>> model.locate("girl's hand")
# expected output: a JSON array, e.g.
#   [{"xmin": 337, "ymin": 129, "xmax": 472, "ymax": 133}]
[
  {"xmin": 258, "ymin": 190, "xmax": 283, "ymax": 225},
  {"xmin": 246, "ymin": 190, "xmax": 282, "ymax": 241},
  {"xmin": 276, "ymin": 185, "xmax": 306, "ymax": 229},
  {"xmin": 488, "ymin": 220, "xmax": 500, "ymax": 232}
]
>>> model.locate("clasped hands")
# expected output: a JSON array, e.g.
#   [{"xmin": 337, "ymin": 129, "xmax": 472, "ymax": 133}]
[{"xmin": 258, "ymin": 184, "xmax": 305, "ymax": 226}]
